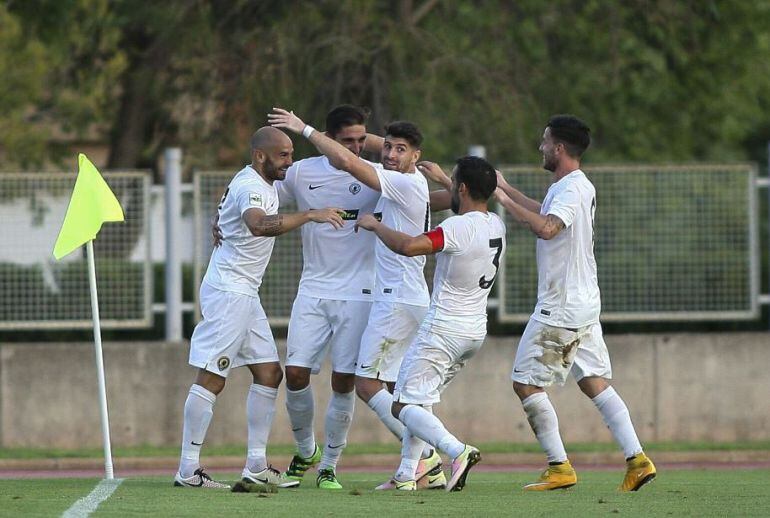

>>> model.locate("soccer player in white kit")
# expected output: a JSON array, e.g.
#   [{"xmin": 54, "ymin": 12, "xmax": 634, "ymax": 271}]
[
  {"xmin": 272, "ymin": 105, "xmax": 383, "ymax": 490},
  {"xmin": 357, "ymin": 156, "xmax": 505, "ymax": 492},
  {"xmin": 495, "ymin": 115, "xmax": 656, "ymax": 491},
  {"xmin": 270, "ymin": 108, "xmax": 447, "ymax": 489},
  {"xmin": 174, "ymin": 127, "xmax": 344, "ymax": 489}
]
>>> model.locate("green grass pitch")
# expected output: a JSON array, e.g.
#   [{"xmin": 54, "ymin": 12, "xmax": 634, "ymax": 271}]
[{"xmin": 2, "ymin": 469, "xmax": 770, "ymax": 517}]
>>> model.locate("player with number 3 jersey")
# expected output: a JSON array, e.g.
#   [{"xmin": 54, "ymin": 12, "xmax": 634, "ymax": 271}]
[{"xmin": 356, "ymin": 156, "xmax": 504, "ymax": 493}]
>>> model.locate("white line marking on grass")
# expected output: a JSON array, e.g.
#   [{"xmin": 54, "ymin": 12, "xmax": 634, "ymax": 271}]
[{"xmin": 62, "ymin": 478, "xmax": 123, "ymax": 518}]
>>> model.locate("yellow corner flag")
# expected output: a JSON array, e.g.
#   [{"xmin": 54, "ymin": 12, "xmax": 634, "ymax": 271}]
[{"xmin": 53, "ymin": 153, "xmax": 125, "ymax": 260}]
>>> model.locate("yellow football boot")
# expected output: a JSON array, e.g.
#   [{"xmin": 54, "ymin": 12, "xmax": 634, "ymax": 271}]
[
  {"xmin": 619, "ymin": 452, "xmax": 656, "ymax": 491},
  {"xmin": 523, "ymin": 460, "xmax": 577, "ymax": 491}
]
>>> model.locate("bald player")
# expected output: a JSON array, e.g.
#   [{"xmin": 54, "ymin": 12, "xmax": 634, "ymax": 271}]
[{"xmin": 174, "ymin": 127, "xmax": 345, "ymax": 489}]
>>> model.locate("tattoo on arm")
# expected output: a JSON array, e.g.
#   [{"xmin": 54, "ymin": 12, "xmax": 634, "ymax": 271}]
[
  {"xmin": 540, "ymin": 215, "xmax": 565, "ymax": 237},
  {"xmin": 256, "ymin": 214, "xmax": 284, "ymax": 236}
]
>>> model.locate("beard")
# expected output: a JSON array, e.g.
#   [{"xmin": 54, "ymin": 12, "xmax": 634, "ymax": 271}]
[
  {"xmin": 542, "ymin": 153, "xmax": 557, "ymax": 172},
  {"xmin": 450, "ymin": 192, "xmax": 460, "ymax": 214},
  {"xmin": 263, "ymin": 157, "xmax": 286, "ymax": 181}
]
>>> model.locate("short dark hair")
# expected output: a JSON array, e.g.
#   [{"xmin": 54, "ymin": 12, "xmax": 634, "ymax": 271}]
[
  {"xmin": 325, "ymin": 105, "xmax": 369, "ymax": 137},
  {"xmin": 455, "ymin": 156, "xmax": 497, "ymax": 201},
  {"xmin": 547, "ymin": 115, "xmax": 591, "ymax": 158},
  {"xmin": 384, "ymin": 121, "xmax": 423, "ymax": 148}
]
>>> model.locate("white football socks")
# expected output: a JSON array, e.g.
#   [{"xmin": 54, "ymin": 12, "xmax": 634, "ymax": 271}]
[
  {"xmin": 592, "ymin": 386, "xmax": 643, "ymax": 459},
  {"xmin": 395, "ymin": 427, "xmax": 424, "ymax": 482},
  {"xmin": 286, "ymin": 385, "xmax": 316, "ymax": 458},
  {"xmin": 319, "ymin": 391, "xmax": 355, "ymax": 471},
  {"xmin": 179, "ymin": 384, "xmax": 216, "ymax": 477},
  {"xmin": 521, "ymin": 392, "xmax": 568, "ymax": 463},
  {"xmin": 367, "ymin": 389, "xmax": 433, "ymax": 459},
  {"xmin": 367, "ymin": 389, "xmax": 405, "ymax": 439},
  {"xmin": 398, "ymin": 405, "xmax": 465, "ymax": 459},
  {"xmin": 245, "ymin": 384, "xmax": 278, "ymax": 473}
]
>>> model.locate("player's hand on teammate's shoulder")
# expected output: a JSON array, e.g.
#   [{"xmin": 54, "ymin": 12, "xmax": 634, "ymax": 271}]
[
  {"xmin": 211, "ymin": 214, "xmax": 223, "ymax": 247},
  {"xmin": 268, "ymin": 107, "xmax": 306, "ymax": 134},
  {"xmin": 417, "ymin": 161, "xmax": 450, "ymax": 185},
  {"xmin": 308, "ymin": 207, "xmax": 345, "ymax": 229},
  {"xmin": 355, "ymin": 213, "xmax": 379, "ymax": 233}
]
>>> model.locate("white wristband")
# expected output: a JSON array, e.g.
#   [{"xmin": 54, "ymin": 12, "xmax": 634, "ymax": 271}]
[{"xmin": 302, "ymin": 125, "xmax": 315, "ymax": 138}]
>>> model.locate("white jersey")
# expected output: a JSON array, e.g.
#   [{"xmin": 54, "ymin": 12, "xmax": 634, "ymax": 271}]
[
  {"xmin": 532, "ymin": 169, "xmax": 601, "ymax": 328},
  {"xmin": 425, "ymin": 211, "xmax": 506, "ymax": 339},
  {"xmin": 276, "ymin": 156, "xmax": 380, "ymax": 301},
  {"xmin": 203, "ymin": 165, "xmax": 279, "ymax": 297},
  {"xmin": 372, "ymin": 164, "xmax": 430, "ymax": 306}
]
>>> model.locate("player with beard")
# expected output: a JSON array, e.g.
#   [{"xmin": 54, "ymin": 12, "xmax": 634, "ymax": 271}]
[
  {"xmin": 356, "ymin": 156, "xmax": 505, "ymax": 492},
  {"xmin": 270, "ymin": 108, "xmax": 448, "ymax": 490},
  {"xmin": 174, "ymin": 127, "xmax": 344, "ymax": 489},
  {"xmin": 494, "ymin": 115, "xmax": 656, "ymax": 491}
]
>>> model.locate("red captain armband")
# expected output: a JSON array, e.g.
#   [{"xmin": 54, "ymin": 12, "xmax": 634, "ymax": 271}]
[{"xmin": 424, "ymin": 227, "xmax": 445, "ymax": 252}]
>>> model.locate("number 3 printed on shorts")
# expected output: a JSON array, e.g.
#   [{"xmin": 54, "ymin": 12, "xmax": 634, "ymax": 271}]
[{"xmin": 478, "ymin": 237, "xmax": 503, "ymax": 289}]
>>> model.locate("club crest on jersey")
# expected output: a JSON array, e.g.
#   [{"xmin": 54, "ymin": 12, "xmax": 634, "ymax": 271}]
[
  {"xmin": 217, "ymin": 356, "xmax": 230, "ymax": 371},
  {"xmin": 249, "ymin": 193, "xmax": 263, "ymax": 207},
  {"xmin": 349, "ymin": 182, "xmax": 362, "ymax": 194}
]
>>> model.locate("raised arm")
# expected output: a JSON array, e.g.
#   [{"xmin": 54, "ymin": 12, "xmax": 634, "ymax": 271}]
[
  {"xmin": 495, "ymin": 170, "xmax": 542, "ymax": 213},
  {"xmin": 493, "ymin": 188, "xmax": 564, "ymax": 240},
  {"xmin": 363, "ymin": 133, "xmax": 384, "ymax": 154},
  {"xmin": 269, "ymin": 108, "xmax": 382, "ymax": 191},
  {"xmin": 418, "ymin": 161, "xmax": 452, "ymax": 212},
  {"xmin": 243, "ymin": 207, "xmax": 344, "ymax": 237},
  {"xmin": 355, "ymin": 214, "xmax": 437, "ymax": 257}
]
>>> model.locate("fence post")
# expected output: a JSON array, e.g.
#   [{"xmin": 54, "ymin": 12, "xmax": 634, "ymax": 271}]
[
  {"xmin": 468, "ymin": 145, "xmax": 487, "ymax": 159},
  {"xmin": 164, "ymin": 148, "xmax": 183, "ymax": 341}
]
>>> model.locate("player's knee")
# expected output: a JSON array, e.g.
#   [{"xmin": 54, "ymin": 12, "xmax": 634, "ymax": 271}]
[
  {"xmin": 331, "ymin": 371, "xmax": 355, "ymax": 393},
  {"xmin": 391, "ymin": 401, "xmax": 405, "ymax": 420},
  {"xmin": 354, "ymin": 376, "xmax": 378, "ymax": 402},
  {"xmin": 195, "ymin": 369, "xmax": 226, "ymax": 395},
  {"xmin": 577, "ymin": 376, "xmax": 609, "ymax": 398},
  {"xmin": 512, "ymin": 381, "xmax": 539, "ymax": 401},
  {"xmin": 285, "ymin": 366, "xmax": 310, "ymax": 391},
  {"xmin": 263, "ymin": 365, "xmax": 284, "ymax": 388}
]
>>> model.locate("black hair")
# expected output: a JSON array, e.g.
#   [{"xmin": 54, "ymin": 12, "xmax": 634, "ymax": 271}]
[
  {"xmin": 455, "ymin": 155, "xmax": 497, "ymax": 201},
  {"xmin": 547, "ymin": 114, "xmax": 591, "ymax": 158},
  {"xmin": 384, "ymin": 121, "xmax": 423, "ymax": 148},
  {"xmin": 325, "ymin": 105, "xmax": 369, "ymax": 137}
]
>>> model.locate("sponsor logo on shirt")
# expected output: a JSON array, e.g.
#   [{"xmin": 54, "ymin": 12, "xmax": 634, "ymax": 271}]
[
  {"xmin": 340, "ymin": 209, "xmax": 359, "ymax": 221},
  {"xmin": 308, "ymin": 184, "xmax": 324, "ymax": 190}
]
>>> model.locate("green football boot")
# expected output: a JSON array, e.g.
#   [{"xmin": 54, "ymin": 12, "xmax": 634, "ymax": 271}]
[
  {"xmin": 284, "ymin": 444, "xmax": 322, "ymax": 483},
  {"xmin": 316, "ymin": 468, "xmax": 343, "ymax": 490}
]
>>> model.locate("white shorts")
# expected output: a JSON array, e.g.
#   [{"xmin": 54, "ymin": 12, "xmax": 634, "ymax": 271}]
[
  {"xmin": 285, "ymin": 295, "xmax": 372, "ymax": 374},
  {"xmin": 189, "ymin": 283, "xmax": 279, "ymax": 378},
  {"xmin": 393, "ymin": 324, "xmax": 484, "ymax": 405},
  {"xmin": 355, "ymin": 301, "xmax": 428, "ymax": 382},
  {"xmin": 511, "ymin": 319, "xmax": 612, "ymax": 387}
]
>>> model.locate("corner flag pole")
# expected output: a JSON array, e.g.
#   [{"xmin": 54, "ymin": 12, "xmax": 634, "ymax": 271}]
[
  {"xmin": 86, "ymin": 240, "xmax": 115, "ymax": 480},
  {"xmin": 53, "ymin": 153, "xmax": 124, "ymax": 480}
]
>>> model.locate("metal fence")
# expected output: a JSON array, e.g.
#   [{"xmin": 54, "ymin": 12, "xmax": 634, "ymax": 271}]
[
  {"xmin": 497, "ymin": 164, "xmax": 759, "ymax": 322},
  {"xmin": 0, "ymin": 172, "xmax": 152, "ymax": 329},
  {"xmin": 193, "ymin": 164, "xmax": 759, "ymax": 325},
  {"xmin": 0, "ymin": 163, "xmax": 754, "ymax": 330}
]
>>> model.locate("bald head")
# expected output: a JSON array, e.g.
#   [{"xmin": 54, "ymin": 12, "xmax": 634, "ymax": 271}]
[
  {"xmin": 251, "ymin": 126, "xmax": 291, "ymax": 153},
  {"xmin": 250, "ymin": 126, "xmax": 294, "ymax": 183}
]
